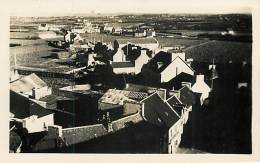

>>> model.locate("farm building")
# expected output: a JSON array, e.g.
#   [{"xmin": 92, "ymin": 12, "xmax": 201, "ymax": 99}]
[
  {"xmin": 114, "ymin": 38, "xmax": 159, "ymax": 51},
  {"xmin": 10, "ymin": 73, "xmax": 52, "ymax": 100},
  {"xmin": 10, "ymin": 90, "xmax": 55, "ymax": 133}
]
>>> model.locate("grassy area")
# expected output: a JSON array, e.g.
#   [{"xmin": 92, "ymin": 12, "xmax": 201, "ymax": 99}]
[
  {"xmin": 185, "ymin": 40, "xmax": 252, "ymax": 63},
  {"xmin": 156, "ymin": 37, "xmax": 209, "ymax": 48}
]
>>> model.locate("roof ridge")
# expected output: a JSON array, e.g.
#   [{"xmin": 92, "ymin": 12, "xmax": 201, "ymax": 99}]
[
  {"xmin": 172, "ymin": 56, "xmax": 195, "ymax": 72},
  {"xmin": 166, "ymin": 94, "xmax": 183, "ymax": 105},
  {"xmin": 165, "ymin": 101, "xmax": 181, "ymax": 118},
  {"xmin": 140, "ymin": 91, "xmax": 158, "ymax": 103}
]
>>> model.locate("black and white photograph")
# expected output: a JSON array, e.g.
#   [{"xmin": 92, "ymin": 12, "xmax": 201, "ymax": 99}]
[{"xmin": 2, "ymin": 0, "xmax": 260, "ymax": 161}]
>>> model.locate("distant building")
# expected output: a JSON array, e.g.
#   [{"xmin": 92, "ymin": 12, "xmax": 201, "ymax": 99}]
[
  {"xmin": 114, "ymin": 38, "xmax": 159, "ymax": 50},
  {"xmin": 10, "ymin": 68, "xmax": 20, "ymax": 82},
  {"xmin": 37, "ymin": 31, "xmax": 58, "ymax": 39},
  {"xmin": 38, "ymin": 23, "xmax": 65, "ymax": 31},
  {"xmin": 38, "ymin": 23, "xmax": 49, "ymax": 31},
  {"xmin": 10, "ymin": 73, "xmax": 52, "ymax": 100}
]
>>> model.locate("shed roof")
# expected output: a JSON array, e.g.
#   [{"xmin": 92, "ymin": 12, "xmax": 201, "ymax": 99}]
[{"xmin": 10, "ymin": 73, "xmax": 47, "ymax": 93}]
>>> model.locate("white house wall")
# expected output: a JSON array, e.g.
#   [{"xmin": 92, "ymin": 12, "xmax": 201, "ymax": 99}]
[
  {"xmin": 113, "ymin": 49, "xmax": 125, "ymax": 62},
  {"xmin": 168, "ymin": 119, "xmax": 183, "ymax": 154},
  {"xmin": 113, "ymin": 67, "xmax": 135, "ymax": 74},
  {"xmin": 135, "ymin": 54, "xmax": 150, "ymax": 74},
  {"xmin": 161, "ymin": 58, "xmax": 194, "ymax": 83},
  {"xmin": 23, "ymin": 114, "xmax": 54, "ymax": 133}
]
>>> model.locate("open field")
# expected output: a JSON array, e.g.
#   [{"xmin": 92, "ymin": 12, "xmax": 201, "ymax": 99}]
[
  {"xmin": 156, "ymin": 37, "xmax": 209, "ymax": 48},
  {"xmin": 10, "ymin": 38, "xmax": 75, "ymax": 73},
  {"xmin": 184, "ymin": 40, "xmax": 252, "ymax": 63}
]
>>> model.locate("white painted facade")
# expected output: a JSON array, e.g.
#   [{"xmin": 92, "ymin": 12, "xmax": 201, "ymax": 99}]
[
  {"xmin": 168, "ymin": 119, "xmax": 183, "ymax": 154},
  {"xmin": 113, "ymin": 49, "xmax": 126, "ymax": 62},
  {"xmin": 71, "ymin": 28, "xmax": 86, "ymax": 33},
  {"xmin": 134, "ymin": 50, "xmax": 150, "ymax": 74},
  {"xmin": 37, "ymin": 32, "xmax": 57, "ymax": 39},
  {"xmin": 88, "ymin": 53, "xmax": 97, "ymax": 66},
  {"xmin": 161, "ymin": 56, "xmax": 194, "ymax": 83},
  {"xmin": 32, "ymin": 86, "xmax": 52, "ymax": 100},
  {"xmin": 38, "ymin": 24, "xmax": 49, "ymax": 31},
  {"xmin": 191, "ymin": 75, "xmax": 211, "ymax": 105},
  {"xmin": 22, "ymin": 114, "xmax": 54, "ymax": 133},
  {"xmin": 113, "ymin": 67, "xmax": 135, "ymax": 74},
  {"xmin": 171, "ymin": 51, "xmax": 185, "ymax": 61},
  {"xmin": 10, "ymin": 69, "xmax": 20, "ymax": 82}
]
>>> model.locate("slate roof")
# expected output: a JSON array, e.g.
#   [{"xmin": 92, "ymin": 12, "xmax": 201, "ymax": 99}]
[
  {"xmin": 141, "ymin": 93, "xmax": 180, "ymax": 128},
  {"xmin": 10, "ymin": 73, "xmax": 47, "ymax": 93},
  {"xmin": 116, "ymin": 38, "xmax": 158, "ymax": 45},
  {"xmin": 147, "ymin": 51, "xmax": 172, "ymax": 73},
  {"xmin": 111, "ymin": 62, "xmax": 135, "ymax": 68},
  {"xmin": 162, "ymin": 72, "xmax": 194, "ymax": 90},
  {"xmin": 179, "ymin": 86, "xmax": 196, "ymax": 107},
  {"xmin": 167, "ymin": 95, "xmax": 183, "ymax": 106}
]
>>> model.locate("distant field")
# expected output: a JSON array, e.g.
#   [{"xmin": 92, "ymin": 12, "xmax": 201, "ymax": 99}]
[
  {"xmin": 10, "ymin": 39, "xmax": 74, "ymax": 73},
  {"xmin": 185, "ymin": 40, "xmax": 252, "ymax": 63},
  {"xmin": 80, "ymin": 33, "xmax": 209, "ymax": 49},
  {"xmin": 10, "ymin": 39, "xmax": 46, "ymax": 46},
  {"xmin": 80, "ymin": 33, "xmax": 136, "ymax": 44},
  {"xmin": 10, "ymin": 32, "xmax": 38, "ymax": 39},
  {"xmin": 156, "ymin": 37, "xmax": 209, "ymax": 48}
]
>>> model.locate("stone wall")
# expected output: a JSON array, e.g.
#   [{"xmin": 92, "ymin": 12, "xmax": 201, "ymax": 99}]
[
  {"xmin": 111, "ymin": 112, "xmax": 143, "ymax": 131},
  {"xmin": 61, "ymin": 112, "xmax": 143, "ymax": 146},
  {"xmin": 62, "ymin": 124, "xmax": 107, "ymax": 146}
]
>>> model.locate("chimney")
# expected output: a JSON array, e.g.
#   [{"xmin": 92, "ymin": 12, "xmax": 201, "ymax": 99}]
[
  {"xmin": 186, "ymin": 58, "xmax": 193, "ymax": 67},
  {"xmin": 169, "ymin": 90, "xmax": 180, "ymax": 99},
  {"xmin": 181, "ymin": 82, "xmax": 192, "ymax": 89},
  {"xmin": 141, "ymin": 49, "xmax": 146, "ymax": 56},
  {"xmin": 196, "ymin": 75, "xmax": 205, "ymax": 82},
  {"xmin": 32, "ymin": 87, "xmax": 36, "ymax": 99}
]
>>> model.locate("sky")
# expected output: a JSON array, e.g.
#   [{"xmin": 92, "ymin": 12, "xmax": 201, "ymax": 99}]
[{"xmin": 5, "ymin": 0, "xmax": 254, "ymax": 17}]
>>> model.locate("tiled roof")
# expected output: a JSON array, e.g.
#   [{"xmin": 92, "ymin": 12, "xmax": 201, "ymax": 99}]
[
  {"xmin": 168, "ymin": 105, "xmax": 184, "ymax": 117},
  {"xmin": 99, "ymin": 89, "xmax": 148, "ymax": 106},
  {"xmin": 10, "ymin": 73, "xmax": 47, "ymax": 93},
  {"xmin": 128, "ymin": 91, "xmax": 148, "ymax": 100},
  {"xmin": 111, "ymin": 62, "xmax": 135, "ymax": 68},
  {"xmin": 116, "ymin": 38, "xmax": 158, "ymax": 45},
  {"xmin": 142, "ymin": 93, "xmax": 180, "ymax": 128},
  {"xmin": 179, "ymin": 86, "xmax": 196, "ymax": 107},
  {"xmin": 163, "ymin": 72, "xmax": 194, "ymax": 90}
]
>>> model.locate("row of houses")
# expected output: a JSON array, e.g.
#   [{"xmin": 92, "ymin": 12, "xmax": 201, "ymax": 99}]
[
  {"xmin": 103, "ymin": 23, "xmax": 156, "ymax": 37},
  {"xmin": 97, "ymin": 82, "xmax": 196, "ymax": 153}
]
